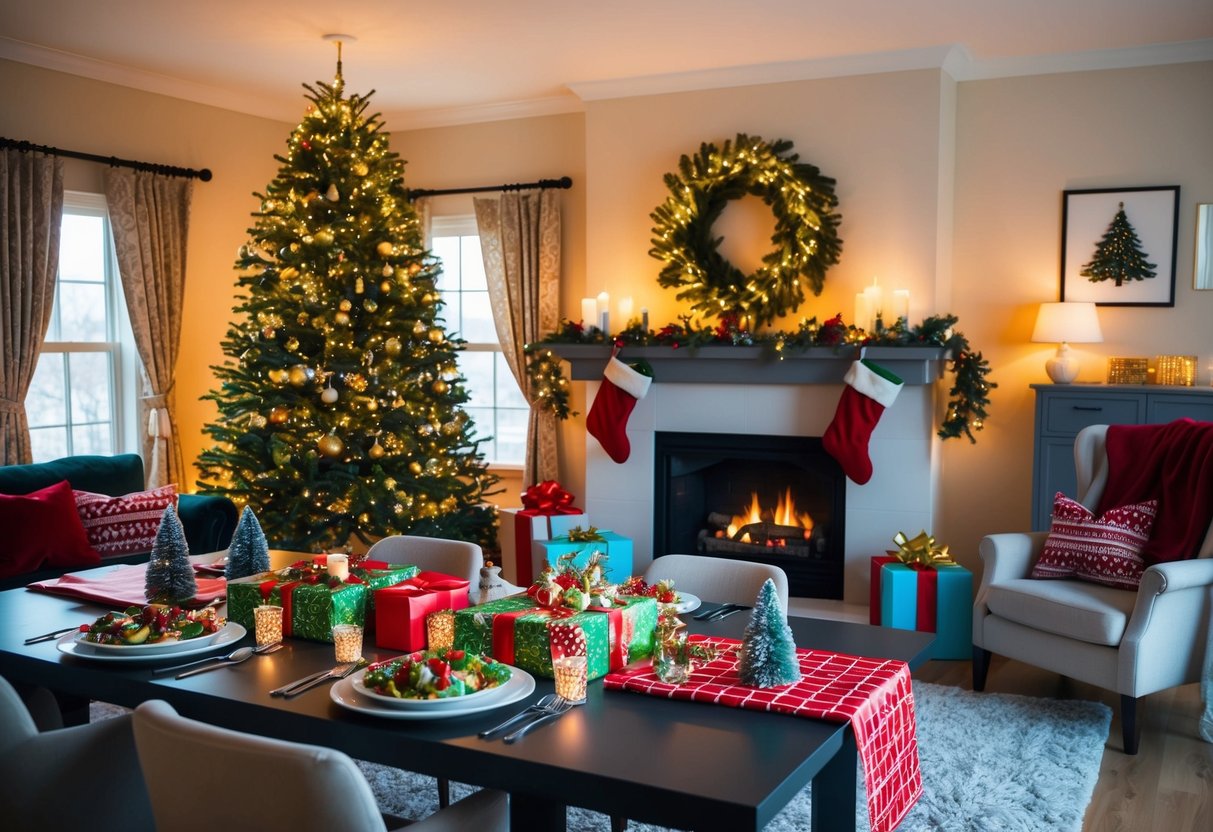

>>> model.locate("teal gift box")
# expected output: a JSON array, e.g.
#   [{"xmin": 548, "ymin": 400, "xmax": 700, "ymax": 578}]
[
  {"xmin": 872, "ymin": 557, "xmax": 972, "ymax": 660},
  {"xmin": 532, "ymin": 530, "xmax": 632, "ymax": 581}
]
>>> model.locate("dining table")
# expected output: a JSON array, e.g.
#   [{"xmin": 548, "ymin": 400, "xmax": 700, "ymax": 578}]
[{"xmin": 0, "ymin": 562, "xmax": 934, "ymax": 831}]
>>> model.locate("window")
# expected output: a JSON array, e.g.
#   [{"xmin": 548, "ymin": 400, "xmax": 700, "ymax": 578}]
[
  {"xmin": 26, "ymin": 192, "xmax": 137, "ymax": 461},
  {"xmin": 430, "ymin": 216, "xmax": 527, "ymax": 467}
]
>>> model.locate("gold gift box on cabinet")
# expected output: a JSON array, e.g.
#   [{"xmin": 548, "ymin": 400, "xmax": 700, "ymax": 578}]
[
  {"xmin": 1107, "ymin": 357, "xmax": 1148, "ymax": 385},
  {"xmin": 1154, "ymin": 355, "xmax": 1197, "ymax": 386}
]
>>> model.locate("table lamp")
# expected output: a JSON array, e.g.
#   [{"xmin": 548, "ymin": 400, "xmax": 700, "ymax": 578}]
[{"xmin": 1031, "ymin": 302, "xmax": 1103, "ymax": 384}]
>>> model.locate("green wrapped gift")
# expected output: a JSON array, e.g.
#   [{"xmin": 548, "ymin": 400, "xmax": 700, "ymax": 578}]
[
  {"xmin": 227, "ymin": 558, "xmax": 418, "ymax": 642},
  {"xmin": 453, "ymin": 595, "xmax": 657, "ymax": 680}
]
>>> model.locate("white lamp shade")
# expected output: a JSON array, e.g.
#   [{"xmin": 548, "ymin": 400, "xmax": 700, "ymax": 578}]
[{"xmin": 1031, "ymin": 302, "xmax": 1103, "ymax": 344}]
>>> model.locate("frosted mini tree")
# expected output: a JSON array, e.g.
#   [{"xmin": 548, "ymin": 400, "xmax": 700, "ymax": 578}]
[
  {"xmin": 145, "ymin": 507, "xmax": 197, "ymax": 605},
  {"xmin": 738, "ymin": 579, "xmax": 802, "ymax": 688},
  {"xmin": 226, "ymin": 506, "xmax": 270, "ymax": 580},
  {"xmin": 197, "ymin": 52, "xmax": 497, "ymax": 551},
  {"xmin": 1080, "ymin": 202, "xmax": 1157, "ymax": 287}
]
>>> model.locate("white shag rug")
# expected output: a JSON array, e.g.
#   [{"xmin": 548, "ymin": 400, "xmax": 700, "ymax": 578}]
[{"xmin": 93, "ymin": 681, "xmax": 1110, "ymax": 831}]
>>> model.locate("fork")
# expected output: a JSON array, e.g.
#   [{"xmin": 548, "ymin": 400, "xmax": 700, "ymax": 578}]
[
  {"xmin": 477, "ymin": 693, "xmax": 561, "ymax": 738},
  {"xmin": 503, "ymin": 697, "xmax": 573, "ymax": 743},
  {"xmin": 279, "ymin": 661, "xmax": 360, "ymax": 698}
]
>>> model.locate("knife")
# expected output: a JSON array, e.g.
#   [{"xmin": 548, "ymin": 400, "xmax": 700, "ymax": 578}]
[
  {"xmin": 692, "ymin": 604, "xmax": 737, "ymax": 621},
  {"xmin": 269, "ymin": 667, "xmax": 341, "ymax": 697},
  {"xmin": 281, "ymin": 661, "xmax": 360, "ymax": 698},
  {"xmin": 710, "ymin": 605, "xmax": 750, "ymax": 621}
]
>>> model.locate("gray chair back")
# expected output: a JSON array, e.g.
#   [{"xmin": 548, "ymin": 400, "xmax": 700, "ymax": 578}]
[
  {"xmin": 643, "ymin": 554, "xmax": 790, "ymax": 614},
  {"xmin": 366, "ymin": 534, "xmax": 483, "ymax": 584}
]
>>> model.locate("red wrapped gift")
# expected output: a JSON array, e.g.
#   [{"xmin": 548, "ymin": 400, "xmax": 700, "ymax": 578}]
[
  {"xmin": 498, "ymin": 480, "xmax": 585, "ymax": 584},
  {"xmin": 374, "ymin": 571, "xmax": 471, "ymax": 651}
]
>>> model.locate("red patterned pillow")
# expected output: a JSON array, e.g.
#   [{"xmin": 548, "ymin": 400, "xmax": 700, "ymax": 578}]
[
  {"xmin": 0, "ymin": 480, "xmax": 99, "ymax": 578},
  {"xmin": 1031, "ymin": 492, "xmax": 1157, "ymax": 589},
  {"xmin": 74, "ymin": 485, "xmax": 179, "ymax": 558}
]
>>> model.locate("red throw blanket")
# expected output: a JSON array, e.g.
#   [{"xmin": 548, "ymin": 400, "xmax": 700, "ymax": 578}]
[
  {"xmin": 1098, "ymin": 419, "xmax": 1213, "ymax": 563},
  {"xmin": 604, "ymin": 636, "xmax": 921, "ymax": 832}
]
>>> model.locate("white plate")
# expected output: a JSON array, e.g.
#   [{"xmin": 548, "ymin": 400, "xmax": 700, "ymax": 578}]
[
  {"xmin": 353, "ymin": 661, "xmax": 516, "ymax": 710},
  {"xmin": 672, "ymin": 592, "xmax": 701, "ymax": 614},
  {"xmin": 331, "ymin": 665, "xmax": 535, "ymax": 720},
  {"xmin": 57, "ymin": 623, "xmax": 246, "ymax": 663},
  {"xmin": 73, "ymin": 619, "xmax": 236, "ymax": 655}
]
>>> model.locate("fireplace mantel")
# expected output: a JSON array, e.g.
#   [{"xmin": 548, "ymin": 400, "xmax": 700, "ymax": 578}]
[{"xmin": 547, "ymin": 344, "xmax": 947, "ymax": 385}]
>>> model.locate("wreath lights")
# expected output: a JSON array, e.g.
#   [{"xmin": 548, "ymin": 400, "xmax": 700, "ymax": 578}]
[{"xmin": 648, "ymin": 134, "xmax": 842, "ymax": 327}]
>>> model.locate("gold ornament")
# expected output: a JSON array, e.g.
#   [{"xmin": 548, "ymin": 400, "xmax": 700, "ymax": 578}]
[
  {"xmin": 353, "ymin": 161, "xmax": 369, "ymax": 177},
  {"xmin": 268, "ymin": 368, "xmax": 289, "ymax": 384},
  {"xmin": 318, "ymin": 433, "xmax": 345, "ymax": 457},
  {"xmin": 427, "ymin": 329, "xmax": 444, "ymax": 344},
  {"xmin": 345, "ymin": 373, "xmax": 367, "ymax": 392},
  {"xmin": 296, "ymin": 312, "xmax": 310, "ymax": 325},
  {"xmin": 418, "ymin": 423, "xmax": 434, "ymax": 436},
  {"xmin": 409, "ymin": 263, "xmax": 422, "ymax": 275},
  {"xmin": 288, "ymin": 365, "xmax": 313, "ymax": 386},
  {"xmin": 249, "ymin": 413, "xmax": 267, "ymax": 429},
  {"xmin": 421, "ymin": 292, "xmax": 434, "ymax": 305},
  {"xmin": 325, "ymin": 184, "xmax": 340, "ymax": 202},
  {"xmin": 262, "ymin": 326, "xmax": 277, "ymax": 339},
  {"xmin": 413, "ymin": 321, "xmax": 427, "ymax": 336},
  {"xmin": 334, "ymin": 311, "xmax": 351, "ymax": 326},
  {"xmin": 314, "ymin": 229, "xmax": 334, "ymax": 246},
  {"xmin": 339, "ymin": 299, "xmax": 353, "ymax": 312},
  {"xmin": 384, "ymin": 477, "xmax": 397, "ymax": 490},
  {"xmin": 384, "ymin": 337, "xmax": 402, "ymax": 356},
  {"xmin": 380, "ymin": 280, "xmax": 392, "ymax": 293},
  {"xmin": 441, "ymin": 421, "xmax": 458, "ymax": 436},
  {"xmin": 377, "ymin": 242, "xmax": 393, "ymax": 257},
  {"xmin": 285, "ymin": 337, "xmax": 300, "ymax": 352},
  {"xmin": 424, "ymin": 458, "xmax": 441, "ymax": 475},
  {"xmin": 269, "ymin": 406, "xmax": 289, "ymax": 425},
  {"xmin": 355, "ymin": 277, "xmax": 364, "ymax": 294},
  {"xmin": 363, "ymin": 299, "xmax": 378, "ymax": 313},
  {"xmin": 381, "ymin": 264, "xmax": 393, "ymax": 277},
  {"xmin": 432, "ymin": 379, "xmax": 449, "ymax": 394},
  {"xmin": 409, "ymin": 461, "xmax": 423, "ymax": 475},
  {"xmin": 280, "ymin": 266, "xmax": 299, "ymax": 281},
  {"xmin": 368, "ymin": 441, "xmax": 385, "ymax": 460}
]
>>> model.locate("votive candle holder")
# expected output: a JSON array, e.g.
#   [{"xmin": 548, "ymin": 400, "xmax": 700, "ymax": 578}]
[
  {"xmin": 332, "ymin": 624, "xmax": 363, "ymax": 663},
  {"xmin": 253, "ymin": 605, "xmax": 283, "ymax": 647},
  {"xmin": 426, "ymin": 609, "xmax": 455, "ymax": 651},
  {"xmin": 552, "ymin": 654, "xmax": 588, "ymax": 703}
]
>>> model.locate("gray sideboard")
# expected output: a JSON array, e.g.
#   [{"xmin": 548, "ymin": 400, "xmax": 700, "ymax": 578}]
[{"xmin": 1031, "ymin": 383, "xmax": 1213, "ymax": 530}]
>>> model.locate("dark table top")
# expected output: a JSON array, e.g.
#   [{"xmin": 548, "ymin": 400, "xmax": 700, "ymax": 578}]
[{"xmin": 0, "ymin": 575, "xmax": 934, "ymax": 831}]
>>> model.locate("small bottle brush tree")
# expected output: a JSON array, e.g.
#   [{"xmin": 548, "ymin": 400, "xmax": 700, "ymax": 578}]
[
  {"xmin": 226, "ymin": 506, "xmax": 270, "ymax": 580},
  {"xmin": 145, "ymin": 507, "xmax": 197, "ymax": 605},
  {"xmin": 738, "ymin": 579, "xmax": 801, "ymax": 688}
]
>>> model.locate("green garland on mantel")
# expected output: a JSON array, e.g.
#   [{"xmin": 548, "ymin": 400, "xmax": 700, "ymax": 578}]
[{"xmin": 525, "ymin": 312, "xmax": 996, "ymax": 443}]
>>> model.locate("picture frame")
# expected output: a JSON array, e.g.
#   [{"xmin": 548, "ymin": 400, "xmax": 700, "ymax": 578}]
[{"xmin": 1060, "ymin": 186, "xmax": 1179, "ymax": 307}]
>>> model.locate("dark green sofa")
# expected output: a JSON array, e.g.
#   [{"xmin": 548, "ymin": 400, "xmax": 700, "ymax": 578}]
[{"xmin": 0, "ymin": 454, "xmax": 237, "ymax": 589}]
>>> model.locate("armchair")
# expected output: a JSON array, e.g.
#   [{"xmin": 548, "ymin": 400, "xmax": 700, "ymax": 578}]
[{"xmin": 973, "ymin": 424, "xmax": 1213, "ymax": 754}]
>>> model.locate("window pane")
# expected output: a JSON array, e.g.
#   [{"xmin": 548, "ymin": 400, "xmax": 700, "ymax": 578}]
[
  {"xmin": 58, "ymin": 282, "xmax": 108, "ymax": 341},
  {"xmin": 459, "ymin": 352, "xmax": 493, "ymax": 410},
  {"xmin": 460, "ymin": 237, "xmax": 487, "ymax": 290},
  {"xmin": 26, "ymin": 354, "xmax": 67, "ymax": 428},
  {"xmin": 495, "ymin": 353, "xmax": 527, "ymax": 409},
  {"xmin": 463, "ymin": 406, "xmax": 495, "ymax": 456},
  {"xmin": 69, "ymin": 352, "xmax": 113, "ymax": 423},
  {"xmin": 460, "ymin": 290, "xmax": 497, "ymax": 342},
  {"xmin": 431, "ymin": 237, "xmax": 459, "ymax": 292},
  {"xmin": 59, "ymin": 215, "xmax": 106, "ymax": 282},
  {"xmin": 72, "ymin": 423, "xmax": 112, "ymax": 456},
  {"xmin": 494, "ymin": 407, "xmax": 527, "ymax": 466},
  {"xmin": 29, "ymin": 427, "xmax": 69, "ymax": 461},
  {"xmin": 439, "ymin": 294, "xmax": 462, "ymax": 336}
]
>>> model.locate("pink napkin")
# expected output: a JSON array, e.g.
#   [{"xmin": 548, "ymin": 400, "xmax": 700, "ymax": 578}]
[
  {"xmin": 28, "ymin": 563, "xmax": 226, "ymax": 607},
  {"xmin": 604, "ymin": 636, "xmax": 922, "ymax": 832}
]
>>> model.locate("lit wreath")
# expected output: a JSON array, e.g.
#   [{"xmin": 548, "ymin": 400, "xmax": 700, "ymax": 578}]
[{"xmin": 648, "ymin": 134, "xmax": 842, "ymax": 326}]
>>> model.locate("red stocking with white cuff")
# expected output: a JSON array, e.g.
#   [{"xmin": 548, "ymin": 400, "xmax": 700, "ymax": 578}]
[
  {"xmin": 587, "ymin": 356, "xmax": 653, "ymax": 464},
  {"xmin": 823, "ymin": 359, "xmax": 904, "ymax": 485}
]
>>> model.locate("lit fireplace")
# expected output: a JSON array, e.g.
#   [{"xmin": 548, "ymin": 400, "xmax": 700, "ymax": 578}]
[{"xmin": 704, "ymin": 488, "xmax": 821, "ymax": 555}]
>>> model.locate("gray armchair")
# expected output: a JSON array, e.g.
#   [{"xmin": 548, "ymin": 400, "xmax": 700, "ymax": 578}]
[{"xmin": 973, "ymin": 424, "xmax": 1213, "ymax": 754}]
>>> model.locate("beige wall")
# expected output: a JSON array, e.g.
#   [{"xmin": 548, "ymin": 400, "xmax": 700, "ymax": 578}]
[{"xmin": 4, "ymin": 56, "xmax": 1211, "ymax": 569}]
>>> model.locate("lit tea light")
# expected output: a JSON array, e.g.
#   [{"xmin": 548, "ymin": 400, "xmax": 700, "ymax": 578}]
[
  {"xmin": 332, "ymin": 624, "xmax": 363, "ymax": 663},
  {"xmin": 326, "ymin": 553, "xmax": 349, "ymax": 580},
  {"xmin": 253, "ymin": 605, "xmax": 283, "ymax": 646},
  {"xmin": 552, "ymin": 654, "xmax": 588, "ymax": 703},
  {"xmin": 426, "ymin": 609, "xmax": 455, "ymax": 651}
]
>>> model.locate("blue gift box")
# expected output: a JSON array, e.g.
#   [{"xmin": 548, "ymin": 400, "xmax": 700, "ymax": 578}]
[
  {"xmin": 876, "ymin": 560, "xmax": 973, "ymax": 660},
  {"xmin": 532, "ymin": 531, "xmax": 633, "ymax": 582}
]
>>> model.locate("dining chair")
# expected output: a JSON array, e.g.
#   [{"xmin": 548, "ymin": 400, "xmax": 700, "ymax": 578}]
[
  {"xmin": 0, "ymin": 674, "xmax": 155, "ymax": 831},
  {"xmin": 132, "ymin": 699, "xmax": 507, "ymax": 832},
  {"xmin": 366, "ymin": 534, "xmax": 484, "ymax": 585},
  {"xmin": 644, "ymin": 553, "xmax": 791, "ymax": 615}
]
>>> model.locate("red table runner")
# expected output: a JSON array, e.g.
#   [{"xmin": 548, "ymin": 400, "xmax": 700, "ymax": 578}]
[
  {"xmin": 603, "ymin": 636, "xmax": 921, "ymax": 832},
  {"xmin": 28, "ymin": 563, "xmax": 227, "ymax": 608}
]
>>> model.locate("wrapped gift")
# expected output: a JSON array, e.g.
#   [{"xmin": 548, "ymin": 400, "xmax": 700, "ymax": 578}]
[
  {"xmin": 228, "ymin": 558, "xmax": 417, "ymax": 642},
  {"xmin": 869, "ymin": 532, "xmax": 972, "ymax": 660},
  {"xmin": 453, "ymin": 595, "xmax": 658, "ymax": 680},
  {"xmin": 374, "ymin": 571, "xmax": 471, "ymax": 651},
  {"xmin": 498, "ymin": 480, "xmax": 586, "ymax": 584},
  {"xmin": 532, "ymin": 528, "xmax": 632, "ymax": 582}
]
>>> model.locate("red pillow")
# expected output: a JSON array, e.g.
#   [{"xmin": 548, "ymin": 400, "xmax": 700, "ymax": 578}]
[
  {"xmin": 0, "ymin": 480, "xmax": 99, "ymax": 578},
  {"xmin": 1031, "ymin": 492, "xmax": 1157, "ymax": 589},
  {"xmin": 74, "ymin": 484, "xmax": 179, "ymax": 557}
]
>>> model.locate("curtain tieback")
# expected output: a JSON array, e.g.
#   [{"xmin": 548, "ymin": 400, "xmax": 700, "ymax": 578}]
[
  {"xmin": 0, "ymin": 398, "xmax": 22, "ymax": 415},
  {"xmin": 143, "ymin": 394, "xmax": 171, "ymax": 438}
]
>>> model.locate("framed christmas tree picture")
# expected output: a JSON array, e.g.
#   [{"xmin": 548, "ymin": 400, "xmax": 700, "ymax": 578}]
[{"xmin": 1060, "ymin": 186, "xmax": 1179, "ymax": 306}]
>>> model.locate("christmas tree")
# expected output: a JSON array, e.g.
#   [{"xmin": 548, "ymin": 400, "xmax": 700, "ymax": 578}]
[
  {"xmin": 226, "ymin": 506, "xmax": 270, "ymax": 580},
  {"xmin": 145, "ymin": 506, "xmax": 197, "ymax": 604},
  {"xmin": 197, "ymin": 53, "xmax": 498, "ymax": 551},
  {"xmin": 1080, "ymin": 202, "xmax": 1157, "ymax": 286},
  {"xmin": 738, "ymin": 579, "xmax": 801, "ymax": 688}
]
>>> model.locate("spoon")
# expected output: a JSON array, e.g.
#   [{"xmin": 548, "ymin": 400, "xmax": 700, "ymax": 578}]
[
  {"xmin": 174, "ymin": 647, "xmax": 256, "ymax": 678},
  {"xmin": 155, "ymin": 646, "xmax": 255, "ymax": 675}
]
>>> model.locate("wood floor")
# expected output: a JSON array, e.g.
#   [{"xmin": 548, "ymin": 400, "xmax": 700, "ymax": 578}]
[{"xmin": 914, "ymin": 656, "xmax": 1213, "ymax": 832}]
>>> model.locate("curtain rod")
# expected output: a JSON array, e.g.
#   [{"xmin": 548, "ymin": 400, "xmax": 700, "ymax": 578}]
[
  {"xmin": 408, "ymin": 175, "xmax": 571, "ymax": 200},
  {"xmin": 0, "ymin": 137, "xmax": 212, "ymax": 182}
]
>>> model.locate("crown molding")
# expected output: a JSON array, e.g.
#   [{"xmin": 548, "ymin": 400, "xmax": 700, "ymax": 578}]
[
  {"xmin": 951, "ymin": 38, "xmax": 1213, "ymax": 81},
  {"xmin": 382, "ymin": 94, "xmax": 584, "ymax": 132}
]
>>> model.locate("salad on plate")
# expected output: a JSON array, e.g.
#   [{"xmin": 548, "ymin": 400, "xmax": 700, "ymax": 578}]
[
  {"xmin": 80, "ymin": 604, "xmax": 224, "ymax": 646},
  {"xmin": 361, "ymin": 649, "xmax": 511, "ymax": 700}
]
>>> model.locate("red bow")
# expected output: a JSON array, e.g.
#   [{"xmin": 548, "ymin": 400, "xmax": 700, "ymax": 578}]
[{"xmin": 521, "ymin": 480, "xmax": 576, "ymax": 514}]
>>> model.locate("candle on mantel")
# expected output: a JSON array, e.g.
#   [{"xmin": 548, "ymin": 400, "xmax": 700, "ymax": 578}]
[
  {"xmin": 891, "ymin": 289, "xmax": 911, "ymax": 324},
  {"xmin": 581, "ymin": 297, "xmax": 597, "ymax": 329},
  {"xmin": 618, "ymin": 296, "xmax": 634, "ymax": 326},
  {"xmin": 863, "ymin": 279, "xmax": 884, "ymax": 330},
  {"xmin": 855, "ymin": 293, "xmax": 871, "ymax": 333},
  {"xmin": 597, "ymin": 291, "xmax": 610, "ymax": 335},
  {"xmin": 641, "ymin": 307, "xmax": 649, "ymax": 331}
]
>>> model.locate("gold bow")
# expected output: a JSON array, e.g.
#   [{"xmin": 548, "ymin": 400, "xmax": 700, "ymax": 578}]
[
  {"xmin": 565, "ymin": 525, "xmax": 604, "ymax": 542},
  {"xmin": 891, "ymin": 530, "xmax": 954, "ymax": 566}
]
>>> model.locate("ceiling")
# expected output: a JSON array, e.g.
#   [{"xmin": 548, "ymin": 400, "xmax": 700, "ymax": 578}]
[{"xmin": 3, "ymin": 1, "xmax": 1211, "ymax": 129}]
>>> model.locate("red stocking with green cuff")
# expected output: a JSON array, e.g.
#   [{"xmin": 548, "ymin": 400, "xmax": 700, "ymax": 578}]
[
  {"xmin": 587, "ymin": 356, "xmax": 653, "ymax": 463},
  {"xmin": 823, "ymin": 359, "xmax": 904, "ymax": 485}
]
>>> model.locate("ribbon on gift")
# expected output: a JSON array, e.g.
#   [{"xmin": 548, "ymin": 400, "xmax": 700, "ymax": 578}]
[
  {"xmin": 565, "ymin": 525, "xmax": 604, "ymax": 542},
  {"xmin": 390, "ymin": 573, "xmax": 470, "ymax": 597},
  {"xmin": 490, "ymin": 604, "xmax": 627, "ymax": 670},
  {"xmin": 891, "ymin": 530, "xmax": 953, "ymax": 567},
  {"xmin": 513, "ymin": 481, "xmax": 583, "ymax": 584}
]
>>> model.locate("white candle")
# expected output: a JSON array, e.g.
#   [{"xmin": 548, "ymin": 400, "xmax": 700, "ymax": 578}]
[
  {"xmin": 326, "ymin": 553, "xmax": 349, "ymax": 581},
  {"xmin": 597, "ymin": 291, "xmax": 610, "ymax": 335},
  {"xmin": 618, "ymin": 296, "xmax": 634, "ymax": 325},
  {"xmin": 863, "ymin": 278, "xmax": 883, "ymax": 330},
  {"xmin": 581, "ymin": 297, "xmax": 597, "ymax": 328},
  {"xmin": 892, "ymin": 289, "xmax": 911, "ymax": 324}
]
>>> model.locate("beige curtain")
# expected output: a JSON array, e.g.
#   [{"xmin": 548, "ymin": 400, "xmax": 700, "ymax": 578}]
[
  {"xmin": 474, "ymin": 190, "xmax": 561, "ymax": 484},
  {"xmin": 103, "ymin": 169, "xmax": 192, "ymax": 488},
  {"xmin": 0, "ymin": 149, "xmax": 64, "ymax": 465}
]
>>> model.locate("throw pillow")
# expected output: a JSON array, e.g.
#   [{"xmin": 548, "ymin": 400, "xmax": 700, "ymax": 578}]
[
  {"xmin": 74, "ymin": 484, "xmax": 179, "ymax": 558},
  {"xmin": 0, "ymin": 480, "xmax": 99, "ymax": 578},
  {"xmin": 1031, "ymin": 492, "xmax": 1157, "ymax": 589}
]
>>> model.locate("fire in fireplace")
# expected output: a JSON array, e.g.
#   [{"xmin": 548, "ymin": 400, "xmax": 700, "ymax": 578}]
[{"xmin": 652, "ymin": 432, "xmax": 845, "ymax": 599}]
